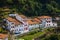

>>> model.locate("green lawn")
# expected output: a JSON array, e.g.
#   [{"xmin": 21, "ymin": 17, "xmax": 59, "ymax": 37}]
[
  {"xmin": 21, "ymin": 27, "xmax": 60, "ymax": 40},
  {"xmin": 19, "ymin": 32, "xmax": 45, "ymax": 40},
  {"xmin": 18, "ymin": 28, "xmax": 55, "ymax": 40}
]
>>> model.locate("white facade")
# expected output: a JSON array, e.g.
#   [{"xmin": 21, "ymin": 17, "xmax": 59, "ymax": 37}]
[
  {"xmin": 28, "ymin": 23, "xmax": 41, "ymax": 31},
  {"xmin": 4, "ymin": 19, "xmax": 29, "ymax": 34},
  {"xmin": 4, "ymin": 14, "xmax": 57, "ymax": 34},
  {"xmin": 41, "ymin": 17, "xmax": 57, "ymax": 28},
  {"xmin": 55, "ymin": 17, "xmax": 60, "ymax": 20},
  {"xmin": 4, "ymin": 14, "xmax": 29, "ymax": 34},
  {"xmin": 15, "ymin": 14, "xmax": 29, "ymax": 33}
]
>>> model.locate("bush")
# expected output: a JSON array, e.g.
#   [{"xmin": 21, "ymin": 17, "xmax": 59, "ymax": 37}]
[
  {"xmin": 28, "ymin": 31, "xmax": 37, "ymax": 35},
  {"xmin": 44, "ymin": 34, "xmax": 59, "ymax": 40}
]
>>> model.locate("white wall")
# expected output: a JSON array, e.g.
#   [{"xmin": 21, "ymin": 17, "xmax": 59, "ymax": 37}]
[
  {"xmin": 0, "ymin": 39, "xmax": 2, "ymax": 40},
  {"xmin": 6, "ymin": 20, "xmax": 15, "ymax": 30},
  {"xmin": 52, "ymin": 23, "xmax": 57, "ymax": 27},
  {"xmin": 5, "ymin": 38, "xmax": 8, "ymax": 40},
  {"xmin": 45, "ymin": 22, "xmax": 53, "ymax": 27},
  {"xmin": 41, "ymin": 18, "xmax": 57, "ymax": 28},
  {"xmin": 28, "ymin": 24, "xmax": 41, "ymax": 30},
  {"xmin": 14, "ymin": 26, "xmax": 24, "ymax": 34}
]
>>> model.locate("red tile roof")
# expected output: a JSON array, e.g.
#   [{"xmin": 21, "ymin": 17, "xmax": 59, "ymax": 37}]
[
  {"xmin": 19, "ymin": 15, "xmax": 27, "ymax": 19},
  {"xmin": 27, "ymin": 19, "xmax": 40, "ymax": 25},
  {"xmin": 34, "ymin": 18, "xmax": 41, "ymax": 22},
  {"xmin": 0, "ymin": 34, "xmax": 8, "ymax": 39},
  {"xmin": 6, "ymin": 17, "xmax": 22, "ymax": 25},
  {"xmin": 6, "ymin": 15, "xmax": 48, "ymax": 25},
  {"xmin": 39, "ymin": 16, "xmax": 51, "ymax": 19}
]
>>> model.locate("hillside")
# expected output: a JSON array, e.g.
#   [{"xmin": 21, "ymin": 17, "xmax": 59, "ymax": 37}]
[{"xmin": 0, "ymin": 0, "xmax": 60, "ymax": 22}]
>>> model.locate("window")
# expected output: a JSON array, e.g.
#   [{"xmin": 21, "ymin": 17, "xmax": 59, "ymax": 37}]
[
  {"xmin": 15, "ymin": 30, "xmax": 16, "ymax": 31},
  {"xmin": 49, "ymin": 24, "xmax": 50, "ymax": 26},
  {"xmin": 47, "ymin": 21, "xmax": 49, "ymax": 23},
  {"xmin": 31, "ymin": 24, "xmax": 32, "ymax": 26},
  {"xmin": 47, "ymin": 21, "xmax": 50, "ymax": 23},
  {"xmin": 12, "ymin": 23, "xmax": 14, "ymax": 24},
  {"xmin": 47, "ymin": 24, "xmax": 50, "ymax": 26},
  {"xmin": 53, "ymin": 24, "xmax": 54, "ymax": 26},
  {"xmin": 19, "ymin": 29, "xmax": 21, "ymax": 31},
  {"xmin": 24, "ymin": 27, "xmax": 28, "ymax": 30},
  {"xmin": 11, "ymin": 26, "xmax": 14, "ymax": 28},
  {"xmin": 47, "ymin": 24, "xmax": 48, "ymax": 26},
  {"xmin": 15, "ymin": 29, "xmax": 18, "ymax": 32},
  {"xmin": 4, "ymin": 21, "xmax": 6, "ymax": 23},
  {"xmin": 49, "ymin": 21, "xmax": 50, "ymax": 23},
  {"xmin": 47, "ymin": 18, "xmax": 48, "ymax": 20},
  {"xmin": 24, "ymin": 24, "xmax": 27, "ymax": 26}
]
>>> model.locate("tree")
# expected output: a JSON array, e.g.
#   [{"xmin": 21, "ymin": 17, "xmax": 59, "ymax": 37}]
[{"xmin": 44, "ymin": 34, "xmax": 58, "ymax": 40}]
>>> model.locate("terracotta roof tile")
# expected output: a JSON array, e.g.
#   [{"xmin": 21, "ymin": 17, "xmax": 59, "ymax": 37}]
[
  {"xmin": 34, "ymin": 18, "xmax": 41, "ymax": 22},
  {"xmin": 39, "ymin": 16, "xmax": 51, "ymax": 19},
  {"xmin": 0, "ymin": 34, "xmax": 8, "ymax": 39},
  {"xmin": 27, "ymin": 19, "xmax": 40, "ymax": 25},
  {"xmin": 27, "ymin": 19, "xmax": 33, "ymax": 25},
  {"xmin": 19, "ymin": 15, "xmax": 27, "ymax": 19},
  {"xmin": 6, "ymin": 17, "xmax": 22, "ymax": 25}
]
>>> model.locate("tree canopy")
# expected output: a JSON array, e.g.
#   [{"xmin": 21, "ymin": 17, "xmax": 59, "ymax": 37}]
[{"xmin": 0, "ymin": 0, "xmax": 60, "ymax": 17}]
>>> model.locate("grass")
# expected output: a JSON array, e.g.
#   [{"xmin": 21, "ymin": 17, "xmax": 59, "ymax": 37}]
[
  {"xmin": 19, "ymin": 31, "xmax": 45, "ymax": 40},
  {"xmin": 15, "ymin": 28, "xmax": 56, "ymax": 40},
  {"xmin": 15, "ymin": 27, "xmax": 60, "ymax": 40},
  {"xmin": 19, "ymin": 28, "xmax": 55, "ymax": 40}
]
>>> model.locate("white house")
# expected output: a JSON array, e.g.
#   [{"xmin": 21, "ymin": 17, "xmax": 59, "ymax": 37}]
[
  {"xmin": 4, "ymin": 14, "xmax": 29, "ymax": 34},
  {"xmin": 15, "ymin": 14, "xmax": 29, "ymax": 33},
  {"xmin": 3, "ymin": 14, "xmax": 42, "ymax": 34},
  {"xmin": 0, "ymin": 34, "xmax": 8, "ymax": 40},
  {"xmin": 3, "ymin": 14, "xmax": 57, "ymax": 34},
  {"xmin": 38, "ymin": 16, "xmax": 57, "ymax": 28},
  {"xmin": 27, "ymin": 19, "xmax": 41, "ymax": 30},
  {"xmin": 55, "ymin": 17, "xmax": 60, "ymax": 20}
]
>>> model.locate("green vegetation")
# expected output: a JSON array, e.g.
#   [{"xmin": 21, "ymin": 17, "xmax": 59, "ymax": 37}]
[
  {"xmin": 37, "ymin": 27, "xmax": 60, "ymax": 40},
  {"xmin": 0, "ymin": 0, "xmax": 60, "ymax": 17},
  {"xmin": 15, "ymin": 28, "xmax": 44, "ymax": 40},
  {"xmin": 0, "ymin": 0, "xmax": 60, "ymax": 27},
  {"xmin": 0, "ymin": 0, "xmax": 60, "ymax": 24},
  {"xmin": 0, "ymin": 0, "xmax": 60, "ymax": 40},
  {"xmin": 15, "ymin": 27, "xmax": 60, "ymax": 40},
  {"xmin": 44, "ymin": 33, "xmax": 59, "ymax": 40},
  {"xmin": 19, "ymin": 31, "xmax": 45, "ymax": 40},
  {"xmin": 0, "ymin": 27, "xmax": 8, "ymax": 34}
]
